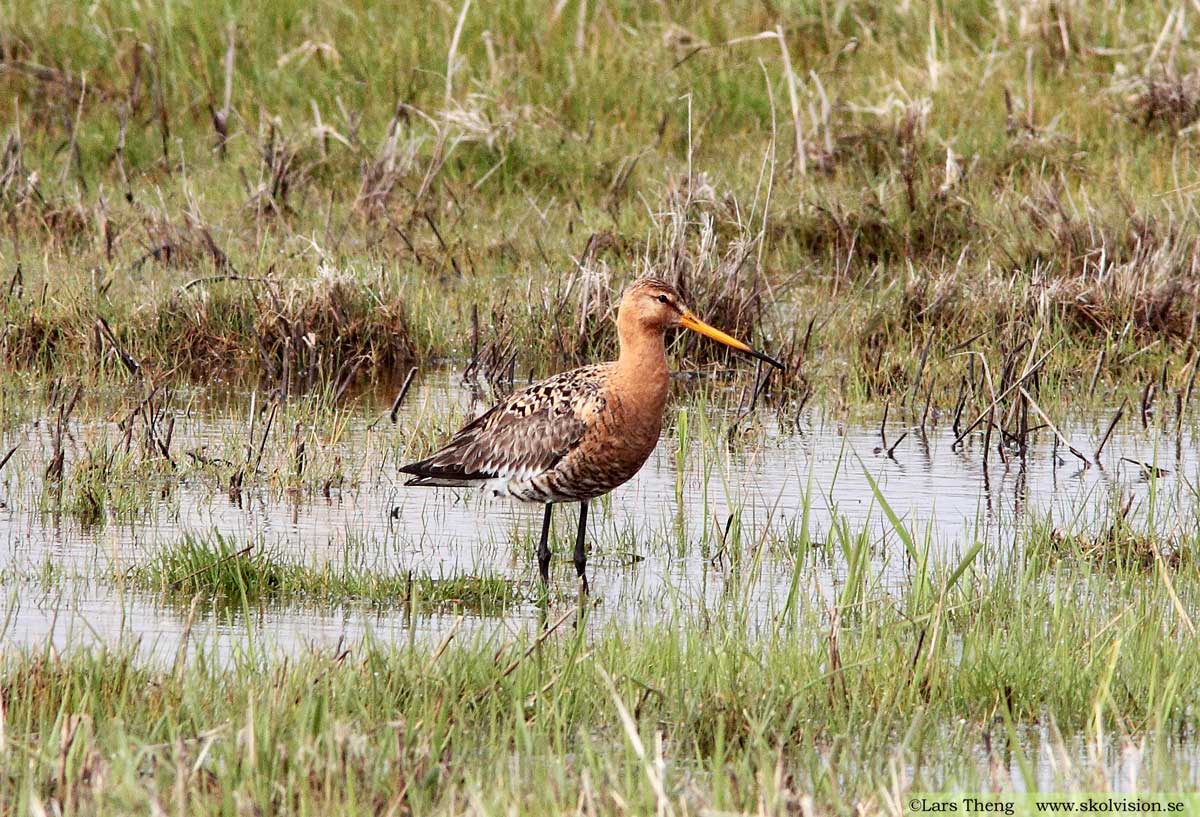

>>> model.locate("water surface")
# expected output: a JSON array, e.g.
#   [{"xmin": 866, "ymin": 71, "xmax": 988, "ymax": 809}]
[{"xmin": 2, "ymin": 372, "xmax": 1192, "ymax": 662}]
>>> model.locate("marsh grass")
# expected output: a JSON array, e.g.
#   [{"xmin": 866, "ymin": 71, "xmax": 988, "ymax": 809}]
[
  {"xmin": 1043, "ymin": 524, "xmax": 1188, "ymax": 571},
  {"xmin": 2, "ymin": 0, "xmax": 1200, "ymax": 408},
  {"xmin": 125, "ymin": 531, "xmax": 524, "ymax": 614},
  {"xmin": 1031, "ymin": 493, "xmax": 1195, "ymax": 573},
  {"xmin": 54, "ymin": 439, "xmax": 175, "ymax": 527}
]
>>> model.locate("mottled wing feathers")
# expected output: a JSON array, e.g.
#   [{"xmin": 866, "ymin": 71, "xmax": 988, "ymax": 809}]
[
  {"xmin": 400, "ymin": 405, "xmax": 585, "ymax": 485},
  {"xmin": 400, "ymin": 365, "xmax": 609, "ymax": 487}
]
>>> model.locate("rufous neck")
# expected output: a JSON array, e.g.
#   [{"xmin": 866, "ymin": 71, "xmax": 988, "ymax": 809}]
[{"xmin": 615, "ymin": 310, "xmax": 668, "ymax": 379}]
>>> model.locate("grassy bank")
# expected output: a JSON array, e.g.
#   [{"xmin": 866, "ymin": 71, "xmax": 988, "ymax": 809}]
[{"xmin": 2, "ymin": 0, "xmax": 1199, "ymax": 406}]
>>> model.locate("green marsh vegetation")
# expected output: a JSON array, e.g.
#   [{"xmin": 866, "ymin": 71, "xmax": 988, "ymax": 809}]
[
  {"xmin": 123, "ymin": 529, "xmax": 524, "ymax": 613},
  {"xmin": 1, "ymin": 0, "xmax": 1199, "ymax": 406},
  {"xmin": 4, "ymin": 0, "xmax": 1200, "ymax": 813}
]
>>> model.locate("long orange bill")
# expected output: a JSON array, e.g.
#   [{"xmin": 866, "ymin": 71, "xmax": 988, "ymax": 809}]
[{"xmin": 679, "ymin": 312, "xmax": 785, "ymax": 371}]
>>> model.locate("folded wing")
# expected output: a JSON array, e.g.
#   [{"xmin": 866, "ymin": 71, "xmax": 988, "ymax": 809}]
[{"xmin": 399, "ymin": 366, "xmax": 606, "ymax": 487}]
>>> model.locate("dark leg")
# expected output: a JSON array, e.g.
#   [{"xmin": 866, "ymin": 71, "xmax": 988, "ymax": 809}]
[
  {"xmin": 574, "ymin": 500, "xmax": 590, "ymax": 594},
  {"xmin": 537, "ymin": 503, "xmax": 553, "ymax": 586}
]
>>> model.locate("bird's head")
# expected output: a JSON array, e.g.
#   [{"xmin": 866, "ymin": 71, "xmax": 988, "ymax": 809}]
[{"xmin": 619, "ymin": 278, "xmax": 783, "ymax": 370}]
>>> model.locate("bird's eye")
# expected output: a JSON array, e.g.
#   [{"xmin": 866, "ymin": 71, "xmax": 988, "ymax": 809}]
[{"xmin": 657, "ymin": 294, "xmax": 669, "ymax": 304}]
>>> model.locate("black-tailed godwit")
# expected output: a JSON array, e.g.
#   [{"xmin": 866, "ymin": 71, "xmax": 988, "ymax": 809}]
[{"xmin": 400, "ymin": 278, "xmax": 783, "ymax": 591}]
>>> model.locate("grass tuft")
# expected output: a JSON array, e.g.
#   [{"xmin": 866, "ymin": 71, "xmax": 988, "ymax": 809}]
[
  {"xmin": 126, "ymin": 531, "xmax": 524, "ymax": 614},
  {"xmin": 1045, "ymin": 525, "xmax": 1188, "ymax": 572}
]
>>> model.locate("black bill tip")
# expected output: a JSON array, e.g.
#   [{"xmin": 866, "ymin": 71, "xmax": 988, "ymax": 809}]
[{"xmin": 747, "ymin": 348, "xmax": 786, "ymax": 371}]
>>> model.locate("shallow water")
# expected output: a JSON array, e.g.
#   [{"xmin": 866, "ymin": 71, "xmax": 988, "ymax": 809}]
[{"xmin": 1, "ymin": 371, "xmax": 1194, "ymax": 664}]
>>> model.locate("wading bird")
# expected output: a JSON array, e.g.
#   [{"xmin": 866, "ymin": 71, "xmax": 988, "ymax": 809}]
[{"xmin": 399, "ymin": 278, "xmax": 783, "ymax": 592}]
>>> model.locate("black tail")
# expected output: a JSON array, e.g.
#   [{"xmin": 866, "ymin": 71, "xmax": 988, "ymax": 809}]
[{"xmin": 399, "ymin": 456, "xmax": 490, "ymax": 487}]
